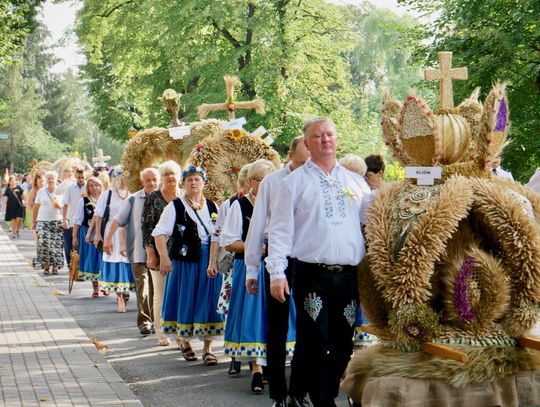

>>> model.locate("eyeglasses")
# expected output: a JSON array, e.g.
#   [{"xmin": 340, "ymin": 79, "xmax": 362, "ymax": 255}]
[{"xmin": 251, "ymin": 177, "xmax": 263, "ymax": 182}]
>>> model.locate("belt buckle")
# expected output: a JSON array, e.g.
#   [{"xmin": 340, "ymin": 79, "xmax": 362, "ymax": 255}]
[{"xmin": 326, "ymin": 264, "xmax": 343, "ymax": 272}]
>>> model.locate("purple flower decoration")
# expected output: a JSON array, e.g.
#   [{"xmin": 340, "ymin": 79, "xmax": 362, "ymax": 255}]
[
  {"xmin": 454, "ymin": 256, "xmax": 476, "ymax": 323},
  {"xmin": 494, "ymin": 99, "xmax": 507, "ymax": 132},
  {"xmin": 405, "ymin": 322, "xmax": 427, "ymax": 340}
]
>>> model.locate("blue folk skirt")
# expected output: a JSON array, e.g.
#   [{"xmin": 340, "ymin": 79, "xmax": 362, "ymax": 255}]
[
  {"xmin": 100, "ymin": 261, "xmax": 134, "ymax": 293},
  {"xmin": 353, "ymin": 304, "xmax": 377, "ymax": 346},
  {"xmin": 161, "ymin": 244, "xmax": 224, "ymax": 338},
  {"xmin": 224, "ymin": 259, "xmax": 296, "ymax": 359},
  {"xmin": 77, "ymin": 225, "xmax": 102, "ymax": 281}
]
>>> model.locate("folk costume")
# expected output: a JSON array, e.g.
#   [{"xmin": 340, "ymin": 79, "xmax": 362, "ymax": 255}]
[
  {"xmin": 151, "ymin": 194, "xmax": 224, "ymax": 339},
  {"xmin": 73, "ymin": 196, "xmax": 102, "ymax": 281},
  {"xmin": 266, "ymin": 159, "xmax": 374, "ymax": 406},
  {"xmin": 222, "ymin": 194, "xmax": 296, "ymax": 365},
  {"xmin": 96, "ymin": 188, "xmax": 134, "ymax": 292},
  {"xmin": 244, "ymin": 163, "xmax": 301, "ymax": 402}
]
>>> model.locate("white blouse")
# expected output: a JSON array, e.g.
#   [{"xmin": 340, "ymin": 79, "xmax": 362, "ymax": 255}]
[
  {"xmin": 95, "ymin": 189, "xmax": 127, "ymax": 222},
  {"xmin": 244, "ymin": 164, "xmax": 291, "ymax": 279},
  {"xmin": 219, "ymin": 197, "xmax": 254, "ymax": 248},
  {"xmin": 35, "ymin": 187, "xmax": 63, "ymax": 222},
  {"xmin": 151, "ymin": 196, "xmax": 218, "ymax": 242}
]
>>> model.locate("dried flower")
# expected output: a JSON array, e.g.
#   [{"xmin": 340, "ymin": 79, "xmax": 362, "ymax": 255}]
[{"xmin": 454, "ymin": 256, "xmax": 476, "ymax": 323}]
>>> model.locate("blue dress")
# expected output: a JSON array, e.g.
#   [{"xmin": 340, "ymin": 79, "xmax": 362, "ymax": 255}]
[
  {"xmin": 77, "ymin": 224, "xmax": 102, "ymax": 281},
  {"xmin": 97, "ymin": 190, "xmax": 135, "ymax": 293},
  {"xmin": 224, "ymin": 258, "xmax": 296, "ymax": 359},
  {"xmin": 161, "ymin": 243, "xmax": 224, "ymax": 337}
]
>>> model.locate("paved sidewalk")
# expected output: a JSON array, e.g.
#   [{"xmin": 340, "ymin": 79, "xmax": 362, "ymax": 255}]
[{"xmin": 0, "ymin": 229, "xmax": 143, "ymax": 407}]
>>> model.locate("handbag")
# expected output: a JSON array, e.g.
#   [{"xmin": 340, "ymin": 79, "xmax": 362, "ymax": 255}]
[{"xmin": 68, "ymin": 250, "xmax": 80, "ymax": 294}]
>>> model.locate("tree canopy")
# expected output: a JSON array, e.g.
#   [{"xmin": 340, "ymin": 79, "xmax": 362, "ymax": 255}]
[{"xmin": 401, "ymin": 0, "xmax": 540, "ymax": 182}]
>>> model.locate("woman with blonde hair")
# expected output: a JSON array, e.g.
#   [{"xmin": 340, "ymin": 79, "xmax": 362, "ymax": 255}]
[
  {"xmin": 221, "ymin": 159, "xmax": 288, "ymax": 393},
  {"xmin": 32, "ymin": 171, "xmax": 64, "ymax": 274},
  {"xmin": 94, "ymin": 166, "xmax": 134, "ymax": 312},
  {"xmin": 142, "ymin": 160, "xmax": 182, "ymax": 346},
  {"xmin": 72, "ymin": 177, "xmax": 104, "ymax": 297}
]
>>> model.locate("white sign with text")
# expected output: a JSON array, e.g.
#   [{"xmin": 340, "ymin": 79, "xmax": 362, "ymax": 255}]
[
  {"xmin": 168, "ymin": 125, "xmax": 192, "ymax": 140},
  {"xmin": 405, "ymin": 166, "xmax": 442, "ymax": 186}
]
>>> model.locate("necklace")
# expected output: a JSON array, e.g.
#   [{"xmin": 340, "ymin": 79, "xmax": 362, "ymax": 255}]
[
  {"xmin": 116, "ymin": 188, "xmax": 128, "ymax": 200},
  {"xmin": 185, "ymin": 194, "xmax": 205, "ymax": 211}
]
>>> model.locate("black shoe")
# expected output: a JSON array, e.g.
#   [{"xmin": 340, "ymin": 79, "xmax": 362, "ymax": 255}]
[
  {"xmin": 139, "ymin": 327, "xmax": 151, "ymax": 335},
  {"xmin": 272, "ymin": 401, "xmax": 286, "ymax": 407},
  {"xmin": 251, "ymin": 372, "xmax": 264, "ymax": 394},
  {"xmin": 287, "ymin": 397, "xmax": 312, "ymax": 407}
]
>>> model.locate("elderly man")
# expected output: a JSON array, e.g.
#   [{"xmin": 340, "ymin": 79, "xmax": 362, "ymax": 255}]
[
  {"xmin": 266, "ymin": 117, "xmax": 373, "ymax": 407},
  {"xmin": 104, "ymin": 168, "xmax": 159, "ymax": 335},
  {"xmin": 62, "ymin": 166, "xmax": 85, "ymax": 267},
  {"xmin": 245, "ymin": 136, "xmax": 311, "ymax": 407}
]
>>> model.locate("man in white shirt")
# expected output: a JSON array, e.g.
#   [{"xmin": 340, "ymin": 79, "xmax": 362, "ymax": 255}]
[
  {"xmin": 266, "ymin": 117, "xmax": 373, "ymax": 407},
  {"xmin": 104, "ymin": 168, "xmax": 159, "ymax": 335},
  {"xmin": 62, "ymin": 167, "xmax": 85, "ymax": 267},
  {"xmin": 489, "ymin": 155, "xmax": 514, "ymax": 180},
  {"xmin": 245, "ymin": 136, "xmax": 311, "ymax": 407}
]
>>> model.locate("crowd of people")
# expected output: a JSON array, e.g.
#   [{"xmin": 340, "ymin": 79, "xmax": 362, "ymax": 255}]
[{"xmin": 0, "ymin": 115, "xmax": 526, "ymax": 407}]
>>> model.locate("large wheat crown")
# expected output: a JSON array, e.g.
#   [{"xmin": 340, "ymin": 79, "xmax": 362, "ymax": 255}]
[{"xmin": 381, "ymin": 52, "xmax": 510, "ymax": 173}]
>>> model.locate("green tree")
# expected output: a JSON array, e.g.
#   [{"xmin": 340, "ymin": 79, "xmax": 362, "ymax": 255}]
[
  {"xmin": 0, "ymin": 0, "xmax": 45, "ymax": 67},
  {"xmin": 401, "ymin": 0, "xmax": 540, "ymax": 182},
  {"xmin": 75, "ymin": 0, "xmax": 360, "ymax": 151}
]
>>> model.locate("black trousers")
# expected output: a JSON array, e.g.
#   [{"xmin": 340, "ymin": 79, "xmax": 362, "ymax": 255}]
[
  {"xmin": 266, "ymin": 259, "xmax": 306, "ymax": 401},
  {"xmin": 292, "ymin": 261, "xmax": 358, "ymax": 407},
  {"xmin": 63, "ymin": 226, "xmax": 73, "ymax": 267}
]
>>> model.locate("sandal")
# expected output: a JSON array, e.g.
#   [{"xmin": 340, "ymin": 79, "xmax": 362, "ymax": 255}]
[
  {"xmin": 158, "ymin": 337, "xmax": 171, "ymax": 347},
  {"xmin": 52, "ymin": 267, "xmax": 58, "ymax": 275},
  {"xmin": 228, "ymin": 358, "xmax": 241, "ymax": 376},
  {"xmin": 91, "ymin": 292, "xmax": 99, "ymax": 298},
  {"xmin": 251, "ymin": 372, "xmax": 264, "ymax": 394},
  {"xmin": 202, "ymin": 352, "xmax": 218, "ymax": 366},
  {"xmin": 101, "ymin": 290, "xmax": 109, "ymax": 297},
  {"xmin": 180, "ymin": 345, "xmax": 198, "ymax": 361},
  {"xmin": 43, "ymin": 269, "xmax": 50, "ymax": 275}
]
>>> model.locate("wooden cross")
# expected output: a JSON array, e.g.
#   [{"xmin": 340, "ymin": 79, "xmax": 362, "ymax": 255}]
[
  {"xmin": 197, "ymin": 76, "xmax": 265, "ymax": 121},
  {"xmin": 92, "ymin": 149, "xmax": 111, "ymax": 166},
  {"xmin": 424, "ymin": 51, "xmax": 468, "ymax": 109}
]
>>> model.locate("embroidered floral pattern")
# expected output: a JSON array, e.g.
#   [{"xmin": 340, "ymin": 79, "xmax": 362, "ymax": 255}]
[
  {"xmin": 344, "ymin": 301, "xmax": 358, "ymax": 327},
  {"xmin": 317, "ymin": 173, "xmax": 347, "ymax": 219},
  {"xmin": 304, "ymin": 292, "xmax": 323, "ymax": 321}
]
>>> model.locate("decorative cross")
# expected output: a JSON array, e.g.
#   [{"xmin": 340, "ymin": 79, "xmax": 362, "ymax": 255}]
[
  {"xmin": 92, "ymin": 149, "xmax": 111, "ymax": 166},
  {"xmin": 424, "ymin": 51, "xmax": 468, "ymax": 110},
  {"xmin": 197, "ymin": 76, "xmax": 265, "ymax": 121}
]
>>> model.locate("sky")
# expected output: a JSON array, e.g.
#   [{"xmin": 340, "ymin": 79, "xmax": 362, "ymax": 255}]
[{"xmin": 39, "ymin": 0, "xmax": 413, "ymax": 74}]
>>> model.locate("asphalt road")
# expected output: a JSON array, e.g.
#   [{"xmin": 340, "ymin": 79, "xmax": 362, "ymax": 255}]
[{"xmin": 4, "ymin": 225, "xmax": 349, "ymax": 407}]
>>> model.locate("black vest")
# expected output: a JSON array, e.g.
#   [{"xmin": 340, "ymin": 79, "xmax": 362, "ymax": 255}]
[
  {"xmin": 168, "ymin": 197, "xmax": 218, "ymax": 263},
  {"xmin": 82, "ymin": 197, "xmax": 95, "ymax": 228},
  {"xmin": 234, "ymin": 196, "xmax": 254, "ymax": 260}
]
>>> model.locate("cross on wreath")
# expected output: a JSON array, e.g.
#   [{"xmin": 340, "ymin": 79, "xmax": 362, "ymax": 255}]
[
  {"xmin": 92, "ymin": 148, "xmax": 111, "ymax": 166},
  {"xmin": 197, "ymin": 76, "xmax": 265, "ymax": 121},
  {"xmin": 424, "ymin": 51, "xmax": 468, "ymax": 110}
]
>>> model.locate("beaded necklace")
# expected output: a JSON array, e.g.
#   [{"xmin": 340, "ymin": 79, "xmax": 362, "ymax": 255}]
[
  {"xmin": 185, "ymin": 194, "xmax": 205, "ymax": 211},
  {"xmin": 115, "ymin": 188, "xmax": 128, "ymax": 200}
]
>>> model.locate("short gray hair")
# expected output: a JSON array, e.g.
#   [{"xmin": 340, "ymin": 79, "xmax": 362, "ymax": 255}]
[
  {"xmin": 303, "ymin": 116, "xmax": 336, "ymax": 136},
  {"xmin": 157, "ymin": 160, "xmax": 181, "ymax": 178},
  {"xmin": 339, "ymin": 154, "xmax": 367, "ymax": 176},
  {"xmin": 140, "ymin": 167, "xmax": 160, "ymax": 180},
  {"xmin": 44, "ymin": 170, "xmax": 58, "ymax": 180}
]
